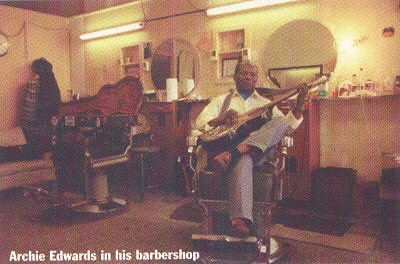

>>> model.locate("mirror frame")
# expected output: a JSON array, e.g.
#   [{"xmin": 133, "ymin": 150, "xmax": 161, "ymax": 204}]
[
  {"xmin": 151, "ymin": 38, "xmax": 199, "ymax": 91},
  {"xmin": 268, "ymin": 64, "xmax": 323, "ymax": 89}
]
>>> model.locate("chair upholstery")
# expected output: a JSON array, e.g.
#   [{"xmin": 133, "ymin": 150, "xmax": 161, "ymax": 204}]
[
  {"xmin": 196, "ymin": 143, "xmax": 287, "ymax": 238},
  {"xmin": 0, "ymin": 153, "xmax": 55, "ymax": 191},
  {"xmin": 0, "ymin": 127, "xmax": 55, "ymax": 191},
  {"xmin": 50, "ymin": 77, "xmax": 146, "ymax": 212}
]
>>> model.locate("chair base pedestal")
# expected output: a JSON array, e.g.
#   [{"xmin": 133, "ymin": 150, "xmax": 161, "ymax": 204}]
[{"xmin": 69, "ymin": 197, "xmax": 127, "ymax": 215}]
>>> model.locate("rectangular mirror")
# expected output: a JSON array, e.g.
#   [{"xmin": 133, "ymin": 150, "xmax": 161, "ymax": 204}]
[{"xmin": 268, "ymin": 65, "xmax": 322, "ymax": 90}]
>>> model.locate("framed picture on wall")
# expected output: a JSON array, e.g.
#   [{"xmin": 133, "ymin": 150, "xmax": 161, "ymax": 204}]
[{"xmin": 222, "ymin": 58, "xmax": 239, "ymax": 77}]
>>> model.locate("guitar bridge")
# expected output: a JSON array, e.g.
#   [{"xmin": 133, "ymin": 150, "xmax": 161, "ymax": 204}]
[
  {"xmin": 261, "ymin": 112, "xmax": 271, "ymax": 122},
  {"xmin": 228, "ymin": 129, "xmax": 237, "ymax": 139}
]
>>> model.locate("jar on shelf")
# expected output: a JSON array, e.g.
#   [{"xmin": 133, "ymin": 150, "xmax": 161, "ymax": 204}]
[{"xmin": 365, "ymin": 79, "xmax": 376, "ymax": 91}]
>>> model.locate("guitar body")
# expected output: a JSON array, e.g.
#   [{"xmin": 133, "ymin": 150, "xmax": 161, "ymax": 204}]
[
  {"xmin": 199, "ymin": 117, "xmax": 267, "ymax": 172},
  {"xmin": 199, "ymin": 124, "xmax": 245, "ymax": 152},
  {"xmin": 199, "ymin": 115, "xmax": 268, "ymax": 152}
]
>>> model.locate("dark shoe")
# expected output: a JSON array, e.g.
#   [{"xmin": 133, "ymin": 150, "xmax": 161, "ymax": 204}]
[{"xmin": 229, "ymin": 218, "xmax": 256, "ymax": 238}]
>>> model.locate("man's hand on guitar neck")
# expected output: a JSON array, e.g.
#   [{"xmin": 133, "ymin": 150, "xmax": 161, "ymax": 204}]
[{"xmin": 208, "ymin": 109, "xmax": 239, "ymax": 127}]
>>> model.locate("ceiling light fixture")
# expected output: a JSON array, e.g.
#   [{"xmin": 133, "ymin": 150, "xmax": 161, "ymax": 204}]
[
  {"xmin": 206, "ymin": 0, "xmax": 298, "ymax": 16},
  {"xmin": 79, "ymin": 22, "xmax": 144, "ymax": 40}
]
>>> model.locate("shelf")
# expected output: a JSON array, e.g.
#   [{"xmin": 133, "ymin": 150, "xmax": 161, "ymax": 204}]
[
  {"xmin": 213, "ymin": 28, "xmax": 251, "ymax": 79},
  {"xmin": 121, "ymin": 62, "xmax": 140, "ymax": 66},
  {"xmin": 312, "ymin": 93, "xmax": 400, "ymax": 102},
  {"xmin": 219, "ymin": 50, "xmax": 243, "ymax": 55},
  {"xmin": 120, "ymin": 44, "xmax": 143, "ymax": 79}
]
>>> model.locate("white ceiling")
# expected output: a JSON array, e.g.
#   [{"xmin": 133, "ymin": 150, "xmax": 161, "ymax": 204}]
[{"xmin": 0, "ymin": 0, "xmax": 251, "ymax": 18}]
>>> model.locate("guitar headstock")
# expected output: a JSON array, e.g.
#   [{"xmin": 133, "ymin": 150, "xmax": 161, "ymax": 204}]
[{"xmin": 310, "ymin": 74, "xmax": 330, "ymax": 87}]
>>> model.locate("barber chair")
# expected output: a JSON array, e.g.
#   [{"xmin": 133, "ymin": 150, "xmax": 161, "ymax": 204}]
[
  {"xmin": 48, "ymin": 113, "xmax": 148, "ymax": 214},
  {"xmin": 23, "ymin": 76, "xmax": 146, "ymax": 216},
  {"xmin": 189, "ymin": 134, "xmax": 293, "ymax": 262}
]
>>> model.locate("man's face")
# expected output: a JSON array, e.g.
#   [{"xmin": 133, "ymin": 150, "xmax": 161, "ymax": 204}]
[{"xmin": 233, "ymin": 64, "xmax": 258, "ymax": 93}]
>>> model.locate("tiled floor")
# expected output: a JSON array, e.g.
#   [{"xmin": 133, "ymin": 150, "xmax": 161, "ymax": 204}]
[{"xmin": 0, "ymin": 187, "xmax": 398, "ymax": 263}]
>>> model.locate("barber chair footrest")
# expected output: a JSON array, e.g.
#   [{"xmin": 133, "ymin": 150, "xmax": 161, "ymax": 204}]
[{"xmin": 192, "ymin": 234, "xmax": 286, "ymax": 262}]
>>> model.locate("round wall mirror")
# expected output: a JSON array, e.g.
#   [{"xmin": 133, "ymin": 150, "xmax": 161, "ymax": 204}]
[
  {"xmin": 151, "ymin": 38, "xmax": 199, "ymax": 93},
  {"xmin": 264, "ymin": 19, "xmax": 337, "ymax": 89}
]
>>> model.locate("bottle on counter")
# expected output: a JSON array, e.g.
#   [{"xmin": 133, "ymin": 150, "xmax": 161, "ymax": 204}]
[
  {"xmin": 394, "ymin": 76, "xmax": 400, "ymax": 94},
  {"xmin": 328, "ymin": 73, "xmax": 338, "ymax": 98},
  {"xmin": 351, "ymin": 74, "xmax": 360, "ymax": 93},
  {"xmin": 365, "ymin": 79, "xmax": 376, "ymax": 91},
  {"xmin": 382, "ymin": 77, "xmax": 393, "ymax": 95},
  {"xmin": 318, "ymin": 81, "xmax": 329, "ymax": 98},
  {"xmin": 359, "ymin": 67, "xmax": 365, "ymax": 90},
  {"xmin": 338, "ymin": 76, "xmax": 351, "ymax": 97}
]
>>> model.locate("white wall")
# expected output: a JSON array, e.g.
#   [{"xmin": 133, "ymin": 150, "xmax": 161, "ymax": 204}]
[
  {"xmin": 64, "ymin": 0, "xmax": 400, "ymax": 182},
  {"xmin": 319, "ymin": 0, "xmax": 400, "ymax": 85},
  {"xmin": 69, "ymin": 1, "xmax": 319, "ymax": 98},
  {"xmin": 1, "ymin": 0, "xmax": 399, "ymax": 182},
  {"xmin": 318, "ymin": 0, "xmax": 400, "ymax": 182},
  {"xmin": 0, "ymin": 5, "xmax": 70, "ymax": 130}
]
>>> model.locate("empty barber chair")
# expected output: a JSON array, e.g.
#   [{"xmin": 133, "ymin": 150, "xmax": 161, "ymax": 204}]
[
  {"xmin": 50, "ymin": 113, "xmax": 147, "ymax": 214},
  {"xmin": 37, "ymin": 76, "xmax": 146, "ymax": 215},
  {"xmin": 190, "ymin": 135, "xmax": 293, "ymax": 262}
]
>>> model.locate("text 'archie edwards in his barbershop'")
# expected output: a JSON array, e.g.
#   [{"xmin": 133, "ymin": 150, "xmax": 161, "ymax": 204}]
[{"xmin": 9, "ymin": 249, "xmax": 200, "ymax": 262}]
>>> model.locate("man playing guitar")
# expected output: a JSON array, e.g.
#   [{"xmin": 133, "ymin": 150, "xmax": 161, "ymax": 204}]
[{"xmin": 194, "ymin": 62, "xmax": 308, "ymax": 238}]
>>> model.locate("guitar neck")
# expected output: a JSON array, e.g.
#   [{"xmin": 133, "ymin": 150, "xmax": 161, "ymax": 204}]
[
  {"xmin": 238, "ymin": 88, "xmax": 299, "ymax": 121},
  {"xmin": 238, "ymin": 76, "xmax": 328, "ymax": 121}
]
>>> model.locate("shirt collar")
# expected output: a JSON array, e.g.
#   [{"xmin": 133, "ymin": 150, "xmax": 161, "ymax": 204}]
[{"xmin": 232, "ymin": 89, "xmax": 264, "ymax": 100}]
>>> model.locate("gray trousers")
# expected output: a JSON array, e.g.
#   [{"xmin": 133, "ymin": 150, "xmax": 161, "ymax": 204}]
[{"xmin": 229, "ymin": 117, "xmax": 289, "ymax": 221}]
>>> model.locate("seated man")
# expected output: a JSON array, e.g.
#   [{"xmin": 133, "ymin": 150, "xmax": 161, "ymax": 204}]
[{"xmin": 194, "ymin": 62, "xmax": 307, "ymax": 238}]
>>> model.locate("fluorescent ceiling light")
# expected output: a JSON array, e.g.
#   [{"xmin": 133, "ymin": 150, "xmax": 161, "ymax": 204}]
[
  {"xmin": 79, "ymin": 22, "xmax": 144, "ymax": 40},
  {"xmin": 206, "ymin": 0, "xmax": 298, "ymax": 16}
]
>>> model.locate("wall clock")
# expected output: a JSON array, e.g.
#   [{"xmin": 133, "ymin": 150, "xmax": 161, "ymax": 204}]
[{"xmin": 0, "ymin": 33, "xmax": 10, "ymax": 56}]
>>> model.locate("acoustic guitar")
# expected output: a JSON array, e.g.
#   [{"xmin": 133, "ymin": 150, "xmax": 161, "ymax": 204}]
[{"xmin": 199, "ymin": 76, "xmax": 329, "ymax": 151}]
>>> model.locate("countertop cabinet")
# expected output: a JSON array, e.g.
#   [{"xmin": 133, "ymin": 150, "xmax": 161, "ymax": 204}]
[
  {"xmin": 281, "ymin": 108, "xmax": 312, "ymax": 201},
  {"xmin": 285, "ymin": 94, "xmax": 400, "ymax": 201}
]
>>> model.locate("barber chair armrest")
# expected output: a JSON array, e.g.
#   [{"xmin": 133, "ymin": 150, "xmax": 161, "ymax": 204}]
[
  {"xmin": 92, "ymin": 154, "xmax": 129, "ymax": 169},
  {"xmin": 130, "ymin": 123, "xmax": 150, "ymax": 137},
  {"xmin": 131, "ymin": 114, "xmax": 151, "ymax": 136}
]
